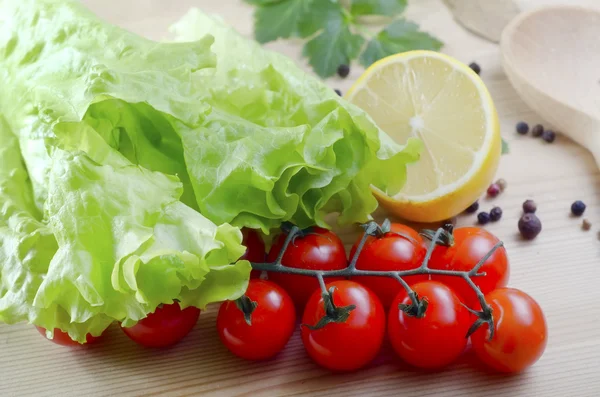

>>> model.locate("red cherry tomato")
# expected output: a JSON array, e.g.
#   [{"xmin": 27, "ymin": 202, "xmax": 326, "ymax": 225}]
[
  {"xmin": 388, "ymin": 281, "xmax": 471, "ymax": 369},
  {"xmin": 471, "ymin": 288, "xmax": 547, "ymax": 373},
  {"xmin": 350, "ymin": 223, "xmax": 428, "ymax": 308},
  {"xmin": 239, "ymin": 228, "xmax": 266, "ymax": 279},
  {"xmin": 428, "ymin": 227, "xmax": 509, "ymax": 306},
  {"xmin": 121, "ymin": 302, "xmax": 200, "ymax": 348},
  {"xmin": 217, "ymin": 279, "xmax": 296, "ymax": 360},
  {"xmin": 36, "ymin": 326, "xmax": 102, "ymax": 347},
  {"xmin": 301, "ymin": 280, "xmax": 385, "ymax": 372},
  {"xmin": 267, "ymin": 227, "xmax": 347, "ymax": 310}
]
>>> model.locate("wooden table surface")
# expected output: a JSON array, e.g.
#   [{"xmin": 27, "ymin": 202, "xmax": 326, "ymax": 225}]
[{"xmin": 1, "ymin": 1, "xmax": 599, "ymax": 396}]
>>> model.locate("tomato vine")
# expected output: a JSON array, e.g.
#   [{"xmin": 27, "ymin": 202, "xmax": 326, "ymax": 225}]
[{"xmin": 250, "ymin": 220, "xmax": 503, "ymax": 339}]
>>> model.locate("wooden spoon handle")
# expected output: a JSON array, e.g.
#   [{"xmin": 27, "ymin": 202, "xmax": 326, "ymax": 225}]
[{"xmin": 589, "ymin": 131, "xmax": 600, "ymax": 169}]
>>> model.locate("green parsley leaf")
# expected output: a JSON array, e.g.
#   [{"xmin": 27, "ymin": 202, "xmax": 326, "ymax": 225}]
[
  {"xmin": 502, "ymin": 138, "xmax": 509, "ymax": 154},
  {"xmin": 360, "ymin": 19, "xmax": 443, "ymax": 66},
  {"xmin": 303, "ymin": 18, "xmax": 365, "ymax": 78},
  {"xmin": 297, "ymin": 0, "xmax": 344, "ymax": 38},
  {"xmin": 253, "ymin": 0, "xmax": 313, "ymax": 43},
  {"xmin": 351, "ymin": 0, "xmax": 407, "ymax": 16},
  {"xmin": 245, "ymin": 0, "xmax": 283, "ymax": 5}
]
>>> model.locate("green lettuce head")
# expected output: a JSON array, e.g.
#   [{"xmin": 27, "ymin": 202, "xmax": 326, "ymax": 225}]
[{"xmin": 0, "ymin": 0, "xmax": 420, "ymax": 342}]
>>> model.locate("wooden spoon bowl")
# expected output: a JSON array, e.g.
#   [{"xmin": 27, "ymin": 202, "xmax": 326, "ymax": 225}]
[{"xmin": 501, "ymin": 5, "xmax": 600, "ymax": 167}]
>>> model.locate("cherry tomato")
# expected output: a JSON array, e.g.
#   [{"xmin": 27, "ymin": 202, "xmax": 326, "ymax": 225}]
[
  {"xmin": 350, "ymin": 223, "xmax": 428, "ymax": 309},
  {"xmin": 471, "ymin": 288, "xmax": 547, "ymax": 373},
  {"xmin": 121, "ymin": 302, "xmax": 200, "ymax": 348},
  {"xmin": 217, "ymin": 279, "xmax": 296, "ymax": 360},
  {"xmin": 388, "ymin": 281, "xmax": 471, "ymax": 369},
  {"xmin": 267, "ymin": 227, "xmax": 347, "ymax": 310},
  {"xmin": 36, "ymin": 326, "xmax": 102, "ymax": 347},
  {"xmin": 428, "ymin": 227, "xmax": 509, "ymax": 306},
  {"xmin": 239, "ymin": 228, "xmax": 266, "ymax": 279},
  {"xmin": 301, "ymin": 280, "xmax": 385, "ymax": 372}
]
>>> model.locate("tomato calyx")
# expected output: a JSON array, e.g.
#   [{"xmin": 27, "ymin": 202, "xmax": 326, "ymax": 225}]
[
  {"xmin": 465, "ymin": 304, "xmax": 495, "ymax": 340},
  {"xmin": 421, "ymin": 226, "xmax": 455, "ymax": 247},
  {"xmin": 279, "ymin": 221, "xmax": 332, "ymax": 247},
  {"xmin": 302, "ymin": 287, "xmax": 356, "ymax": 330},
  {"xmin": 398, "ymin": 292, "xmax": 429, "ymax": 318},
  {"xmin": 235, "ymin": 295, "xmax": 258, "ymax": 326},
  {"xmin": 361, "ymin": 219, "xmax": 417, "ymax": 244}
]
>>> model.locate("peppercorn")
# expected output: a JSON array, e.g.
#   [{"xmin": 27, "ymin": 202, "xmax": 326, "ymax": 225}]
[
  {"xmin": 465, "ymin": 201, "xmax": 479, "ymax": 214},
  {"xmin": 477, "ymin": 212, "xmax": 491, "ymax": 225},
  {"xmin": 495, "ymin": 178, "xmax": 507, "ymax": 191},
  {"xmin": 337, "ymin": 64, "xmax": 350, "ymax": 78},
  {"xmin": 542, "ymin": 130, "xmax": 556, "ymax": 143},
  {"xmin": 490, "ymin": 207, "xmax": 503, "ymax": 222},
  {"xmin": 487, "ymin": 183, "xmax": 501, "ymax": 197},
  {"xmin": 516, "ymin": 122, "xmax": 529, "ymax": 135},
  {"xmin": 523, "ymin": 199, "xmax": 537, "ymax": 214},
  {"xmin": 519, "ymin": 213, "xmax": 542, "ymax": 240},
  {"xmin": 571, "ymin": 200, "xmax": 586, "ymax": 216},
  {"xmin": 582, "ymin": 219, "xmax": 592, "ymax": 231},
  {"xmin": 469, "ymin": 62, "xmax": 481, "ymax": 75},
  {"xmin": 531, "ymin": 124, "xmax": 544, "ymax": 137}
]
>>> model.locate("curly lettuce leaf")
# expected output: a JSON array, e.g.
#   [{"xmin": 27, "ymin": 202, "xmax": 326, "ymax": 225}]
[{"xmin": 170, "ymin": 9, "xmax": 422, "ymax": 231}]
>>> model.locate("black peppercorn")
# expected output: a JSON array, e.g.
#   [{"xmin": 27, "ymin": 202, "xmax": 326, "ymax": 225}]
[
  {"xmin": 490, "ymin": 207, "xmax": 503, "ymax": 221},
  {"xmin": 477, "ymin": 212, "xmax": 491, "ymax": 225},
  {"xmin": 571, "ymin": 200, "xmax": 586, "ymax": 216},
  {"xmin": 523, "ymin": 199, "xmax": 537, "ymax": 214},
  {"xmin": 519, "ymin": 213, "xmax": 542, "ymax": 240},
  {"xmin": 531, "ymin": 124, "xmax": 544, "ymax": 137},
  {"xmin": 337, "ymin": 64, "xmax": 350, "ymax": 78},
  {"xmin": 516, "ymin": 122, "xmax": 529, "ymax": 135},
  {"xmin": 465, "ymin": 201, "xmax": 479, "ymax": 214},
  {"xmin": 469, "ymin": 62, "xmax": 481, "ymax": 75},
  {"xmin": 542, "ymin": 130, "xmax": 556, "ymax": 143}
]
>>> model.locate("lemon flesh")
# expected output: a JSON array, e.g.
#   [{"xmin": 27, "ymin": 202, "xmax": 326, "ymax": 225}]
[{"xmin": 346, "ymin": 51, "xmax": 501, "ymax": 222}]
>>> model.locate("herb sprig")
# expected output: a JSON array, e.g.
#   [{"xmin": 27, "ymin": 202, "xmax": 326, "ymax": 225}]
[{"xmin": 245, "ymin": 0, "xmax": 443, "ymax": 78}]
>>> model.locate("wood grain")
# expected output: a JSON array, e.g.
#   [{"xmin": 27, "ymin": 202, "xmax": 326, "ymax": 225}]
[{"xmin": 1, "ymin": 1, "xmax": 599, "ymax": 396}]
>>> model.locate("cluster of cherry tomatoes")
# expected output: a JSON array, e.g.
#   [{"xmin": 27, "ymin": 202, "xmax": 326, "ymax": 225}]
[
  {"xmin": 36, "ymin": 222, "xmax": 547, "ymax": 375},
  {"xmin": 218, "ymin": 224, "xmax": 548, "ymax": 373}
]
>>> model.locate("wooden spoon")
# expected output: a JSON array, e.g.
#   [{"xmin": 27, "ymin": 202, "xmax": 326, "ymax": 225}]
[
  {"xmin": 444, "ymin": 0, "xmax": 520, "ymax": 43},
  {"xmin": 500, "ymin": 5, "xmax": 600, "ymax": 168}
]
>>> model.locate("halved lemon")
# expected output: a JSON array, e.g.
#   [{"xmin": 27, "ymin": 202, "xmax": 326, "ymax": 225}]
[{"xmin": 346, "ymin": 51, "xmax": 501, "ymax": 223}]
